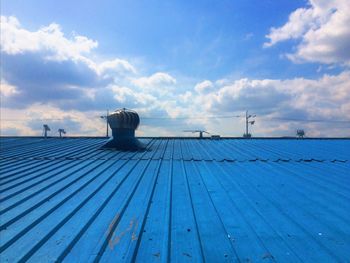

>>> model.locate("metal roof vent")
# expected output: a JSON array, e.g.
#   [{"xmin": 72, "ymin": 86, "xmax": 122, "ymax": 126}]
[{"xmin": 102, "ymin": 108, "xmax": 145, "ymax": 150}]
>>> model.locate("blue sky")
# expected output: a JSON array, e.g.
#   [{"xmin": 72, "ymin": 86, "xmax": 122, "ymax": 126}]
[
  {"xmin": 1, "ymin": 0, "xmax": 350, "ymax": 137},
  {"xmin": 1, "ymin": 0, "xmax": 315, "ymax": 79}
]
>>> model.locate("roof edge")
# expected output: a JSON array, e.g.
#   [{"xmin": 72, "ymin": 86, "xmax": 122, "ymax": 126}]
[{"xmin": 1, "ymin": 136, "xmax": 350, "ymax": 140}]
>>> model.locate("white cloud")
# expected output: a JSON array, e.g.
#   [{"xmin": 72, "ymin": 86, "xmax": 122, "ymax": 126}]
[
  {"xmin": 98, "ymin": 59, "xmax": 136, "ymax": 75},
  {"xmin": 178, "ymin": 91, "xmax": 193, "ymax": 103},
  {"xmin": 194, "ymin": 80, "xmax": 214, "ymax": 93},
  {"xmin": 132, "ymin": 72, "xmax": 176, "ymax": 91},
  {"xmin": 0, "ymin": 104, "xmax": 105, "ymax": 136},
  {"xmin": 264, "ymin": 0, "xmax": 350, "ymax": 64},
  {"xmin": 0, "ymin": 15, "xmax": 140, "ymax": 110},
  {"xmin": 2, "ymin": 71, "xmax": 350, "ymax": 137},
  {"xmin": 190, "ymin": 71, "xmax": 350, "ymax": 136},
  {"xmin": 0, "ymin": 15, "xmax": 136, "ymax": 79},
  {"xmin": 202, "ymin": 71, "xmax": 350, "ymax": 117},
  {"xmin": 1, "ymin": 16, "xmax": 98, "ymax": 61},
  {"xmin": 199, "ymin": 78, "xmax": 290, "ymax": 113},
  {"xmin": 1, "ymin": 15, "xmax": 349, "ymax": 137},
  {"xmin": 264, "ymin": 7, "xmax": 317, "ymax": 47},
  {"xmin": 0, "ymin": 80, "xmax": 19, "ymax": 97},
  {"xmin": 109, "ymin": 85, "xmax": 156, "ymax": 106}
]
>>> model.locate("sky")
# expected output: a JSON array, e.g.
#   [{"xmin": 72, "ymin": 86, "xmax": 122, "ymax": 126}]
[{"xmin": 1, "ymin": 0, "xmax": 350, "ymax": 137}]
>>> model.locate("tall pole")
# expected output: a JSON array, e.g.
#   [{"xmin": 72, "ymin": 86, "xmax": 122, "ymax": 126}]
[
  {"xmin": 106, "ymin": 109, "xmax": 109, "ymax": 138},
  {"xmin": 244, "ymin": 111, "xmax": 256, "ymax": 138},
  {"xmin": 245, "ymin": 110, "xmax": 249, "ymax": 136}
]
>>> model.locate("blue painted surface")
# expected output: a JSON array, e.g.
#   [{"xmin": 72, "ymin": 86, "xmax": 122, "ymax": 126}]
[{"xmin": 0, "ymin": 137, "xmax": 349, "ymax": 262}]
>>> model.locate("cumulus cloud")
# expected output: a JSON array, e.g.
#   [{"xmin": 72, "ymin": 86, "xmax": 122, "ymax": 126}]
[
  {"xmin": 264, "ymin": 7, "xmax": 317, "ymax": 47},
  {"xmin": 132, "ymin": 72, "xmax": 176, "ymax": 94},
  {"xmin": 0, "ymin": 80, "xmax": 19, "ymax": 97},
  {"xmin": 201, "ymin": 79, "xmax": 291, "ymax": 114},
  {"xmin": 109, "ymin": 85, "xmax": 156, "ymax": 106},
  {"xmin": 194, "ymin": 80, "xmax": 214, "ymax": 93},
  {"xmin": 1, "ymin": 15, "xmax": 349, "ymax": 137},
  {"xmin": 98, "ymin": 59, "xmax": 136, "ymax": 75},
  {"xmin": 1, "ymin": 52, "xmax": 103, "ymax": 108},
  {"xmin": 0, "ymin": 15, "xmax": 138, "ymax": 110},
  {"xmin": 202, "ymin": 71, "xmax": 350, "ymax": 118},
  {"xmin": 178, "ymin": 91, "xmax": 193, "ymax": 103},
  {"xmin": 0, "ymin": 14, "xmax": 184, "ymax": 135},
  {"xmin": 264, "ymin": 0, "xmax": 350, "ymax": 65},
  {"xmin": 1, "ymin": 16, "xmax": 97, "ymax": 62},
  {"xmin": 178, "ymin": 71, "xmax": 350, "ymax": 137},
  {"xmin": 0, "ymin": 104, "xmax": 106, "ymax": 136},
  {"xmin": 2, "ymin": 70, "xmax": 350, "ymax": 137}
]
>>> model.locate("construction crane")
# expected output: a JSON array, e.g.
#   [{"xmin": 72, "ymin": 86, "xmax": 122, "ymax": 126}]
[
  {"xmin": 58, "ymin": 128, "xmax": 66, "ymax": 138},
  {"xmin": 183, "ymin": 130, "xmax": 210, "ymax": 138},
  {"xmin": 42, "ymin": 124, "xmax": 51, "ymax": 138}
]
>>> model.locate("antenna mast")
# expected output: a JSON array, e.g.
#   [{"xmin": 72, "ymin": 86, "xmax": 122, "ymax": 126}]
[
  {"xmin": 58, "ymin": 128, "xmax": 66, "ymax": 138},
  {"xmin": 183, "ymin": 130, "xmax": 210, "ymax": 138},
  {"xmin": 100, "ymin": 109, "xmax": 109, "ymax": 137},
  {"xmin": 243, "ymin": 110, "xmax": 256, "ymax": 138},
  {"xmin": 42, "ymin": 124, "xmax": 51, "ymax": 138},
  {"xmin": 106, "ymin": 109, "xmax": 109, "ymax": 137}
]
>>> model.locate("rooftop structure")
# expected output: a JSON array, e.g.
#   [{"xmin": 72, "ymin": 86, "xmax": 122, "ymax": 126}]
[
  {"xmin": 0, "ymin": 137, "xmax": 349, "ymax": 262},
  {"xmin": 102, "ymin": 108, "xmax": 144, "ymax": 150}
]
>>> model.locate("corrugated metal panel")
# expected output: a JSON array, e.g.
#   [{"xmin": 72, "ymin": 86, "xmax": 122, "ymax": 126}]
[
  {"xmin": 1, "ymin": 138, "xmax": 349, "ymax": 162},
  {"xmin": 0, "ymin": 138, "xmax": 349, "ymax": 262}
]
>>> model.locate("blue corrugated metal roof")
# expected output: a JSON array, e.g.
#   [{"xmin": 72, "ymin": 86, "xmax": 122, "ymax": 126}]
[{"xmin": 0, "ymin": 137, "xmax": 349, "ymax": 262}]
